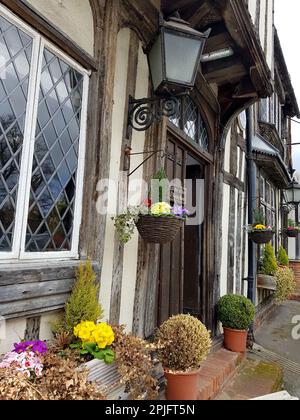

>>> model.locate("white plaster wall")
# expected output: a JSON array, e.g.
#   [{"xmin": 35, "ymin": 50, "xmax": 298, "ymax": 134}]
[
  {"xmin": 266, "ymin": 0, "xmax": 274, "ymax": 71},
  {"xmin": 259, "ymin": 0, "xmax": 267, "ymax": 52},
  {"xmin": 26, "ymin": 0, "xmax": 95, "ymax": 56},
  {"xmin": 288, "ymin": 208, "xmax": 296, "ymax": 260},
  {"xmin": 0, "ymin": 312, "xmax": 62, "ymax": 354},
  {"xmin": 39, "ymin": 311, "xmax": 62, "ymax": 341},
  {"xmin": 100, "ymin": 29, "xmax": 130, "ymax": 321},
  {"xmin": 232, "ymin": 188, "xmax": 238, "ymax": 293},
  {"xmin": 220, "ymin": 183, "xmax": 231, "ymax": 297},
  {"xmin": 119, "ymin": 43, "xmax": 149, "ymax": 331},
  {"xmin": 224, "ymin": 128, "xmax": 231, "ymax": 173},
  {"xmin": 248, "ymin": 0, "xmax": 257, "ymax": 23},
  {"xmin": 0, "ymin": 318, "xmax": 26, "ymax": 354}
]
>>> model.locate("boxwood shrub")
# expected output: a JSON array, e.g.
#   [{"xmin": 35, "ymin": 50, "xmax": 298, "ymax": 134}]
[{"xmin": 217, "ymin": 294, "xmax": 255, "ymax": 331}]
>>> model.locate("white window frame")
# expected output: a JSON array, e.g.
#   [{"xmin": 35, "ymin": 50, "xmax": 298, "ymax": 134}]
[{"xmin": 0, "ymin": 5, "xmax": 90, "ymax": 262}]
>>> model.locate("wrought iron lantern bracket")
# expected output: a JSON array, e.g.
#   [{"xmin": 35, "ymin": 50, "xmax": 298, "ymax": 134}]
[{"xmin": 127, "ymin": 94, "xmax": 184, "ymax": 132}]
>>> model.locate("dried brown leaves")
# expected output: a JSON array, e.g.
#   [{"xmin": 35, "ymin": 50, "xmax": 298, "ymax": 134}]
[
  {"xmin": 0, "ymin": 351, "xmax": 106, "ymax": 400},
  {"xmin": 111, "ymin": 325, "xmax": 159, "ymax": 400}
]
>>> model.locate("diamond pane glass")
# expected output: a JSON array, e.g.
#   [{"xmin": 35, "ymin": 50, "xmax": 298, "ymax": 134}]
[
  {"xmin": 25, "ymin": 48, "xmax": 83, "ymax": 252},
  {"xmin": 0, "ymin": 16, "xmax": 33, "ymax": 251},
  {"xmin": 169, "ymin": 96, "xmax": 209, "ymax": 152}
]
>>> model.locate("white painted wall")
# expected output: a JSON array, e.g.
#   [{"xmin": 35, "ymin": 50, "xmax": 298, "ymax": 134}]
[
  {"xmin": 259, "ymin": 0, "xmax": 267, "ymax": 53},
  {"xmin": 248, "ymin": 0, "xmax": 258, "ymax": 23},
  {"xmin": 224, "ymin": 128, "xmax": 231, "ymax": 173},
  {"xmin": 119, "ymin": 43, "xmax": 149, "ymax": 331},
  {"xmin": 0, "ymin": 312, "xmax": 62, "ymax": 354},
  {"xmin": 26, "ymin": 0, "xmax": 95, "ymax": 56},
  {"xmin": 100, "ymin": 29, "xmax": 130, "ymax": 322},
  {"xmin": 220, "ymin": 183, "xmax": 230, "ymax": 297}
]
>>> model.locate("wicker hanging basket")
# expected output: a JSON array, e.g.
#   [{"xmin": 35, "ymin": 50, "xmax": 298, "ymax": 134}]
[
  {"xmin": 136, "ymin": 215, "xmax": 184, "ymax": 244},
  {"xmin": 249, "ymin": 231, "xmax": 274, "ymax": 244},
  {"xmin": 285, "ymin": 229, "xmax": 299, "ymax": 238}
]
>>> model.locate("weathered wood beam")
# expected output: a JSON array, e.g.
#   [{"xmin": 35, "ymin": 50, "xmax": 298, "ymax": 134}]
[{"xmin": 202, "ymin": 56, "xmax": 246, "ymax": 85}]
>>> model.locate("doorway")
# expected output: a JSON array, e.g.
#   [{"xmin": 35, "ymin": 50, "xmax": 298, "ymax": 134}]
[{"xmin": 157, "ymin": 133, "xmax": 207, "ymax": 326}]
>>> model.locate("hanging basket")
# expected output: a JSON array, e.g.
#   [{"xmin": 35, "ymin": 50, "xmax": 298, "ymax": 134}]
[
  {"xmin": 249, "ymin": 231, "xmax": 274, "ymax": 244},
  {"xmin": 136, "ymin": 215, "xmax": 183, "ymax": 244},
  {"xmin": 285, "ymin": 229, "xmax": 299, "ymax": 238}
]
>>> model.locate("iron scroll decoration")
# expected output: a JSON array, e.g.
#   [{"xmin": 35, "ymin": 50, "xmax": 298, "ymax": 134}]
[{"xmin": 128, "ymin": 95, "xmax": 182, "ymax": 132}]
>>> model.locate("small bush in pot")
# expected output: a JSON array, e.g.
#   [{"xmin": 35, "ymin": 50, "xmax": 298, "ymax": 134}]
[
  {"xmin": 277, "ymin": 246, "xmax": 289, "ymax": 267},
  {"xmin": 217, "ymin": 294, "xmax": 255, "ymax": 353},
  {"xmin": 155, "ymin": 314, "xmax": 212, "ymax": 400}
]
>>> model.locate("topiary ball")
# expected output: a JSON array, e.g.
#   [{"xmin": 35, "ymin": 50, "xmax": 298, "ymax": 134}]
[
  {"xmin": 155, "ymin": 314, "xmax": 212, "ymax": 372},
  {"xmin": 217, "ymin": 294, "xmax": 255, "ymax": 331}
]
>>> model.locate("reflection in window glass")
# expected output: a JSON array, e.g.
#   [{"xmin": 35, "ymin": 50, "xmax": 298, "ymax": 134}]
[
  {"xmin": 25, "ymin": 49, "xmax": 83, "ymax": 252},
  {"xmin": 169, "ymin": 96, "xmax": 209, "ymax": 151},
  {"xmin": 0, "ymin": 16, "xmax": 33, "ymax": 251}
]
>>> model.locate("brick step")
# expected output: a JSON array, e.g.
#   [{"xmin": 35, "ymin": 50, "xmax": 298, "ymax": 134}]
[{"xmin": 198, "ymin": 348, "xmax": 245, "ymax": 400}]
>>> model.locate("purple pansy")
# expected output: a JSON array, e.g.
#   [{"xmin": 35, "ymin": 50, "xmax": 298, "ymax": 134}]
[
  {"xmin": 14, "ymin": 340, "xmax": 48, "ymax": 355},
  {"xmin": 171, "ymin": 205, "xmax": 190, "ymax": 218}
]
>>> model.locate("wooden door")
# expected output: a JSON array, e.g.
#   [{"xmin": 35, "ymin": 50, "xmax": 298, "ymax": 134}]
[
  {"xmin": 157, "ymin": 134, "xmax": 206, "ymax": 325},
  {"xmin": 157, "ymin": 136, "xmax": 185, "ymax": 325}
]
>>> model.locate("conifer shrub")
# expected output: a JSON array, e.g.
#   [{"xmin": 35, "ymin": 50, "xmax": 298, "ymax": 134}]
[
  {"xmin": 261, "ymin": 243, "xmax": 278, "ymax": 276},
  {"xmin": 53, "ymin": 260, "xmax": 103, "ymax": 336},
  {"xmin": 277, "ymin": 246, "xmax": 289, "ymax": 267}
]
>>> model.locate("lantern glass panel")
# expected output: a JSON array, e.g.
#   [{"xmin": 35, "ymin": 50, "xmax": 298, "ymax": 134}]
[
  {"xmin": 293, "ymin": 187, "xmax": 300, "ymax": 203},
  {"xmin": 164, "ymin": 31, "xmax": 202, "ymax": 85},
  {"xmin": 148, "ymin": 36, "xmax": 163, "ymax": 92}
]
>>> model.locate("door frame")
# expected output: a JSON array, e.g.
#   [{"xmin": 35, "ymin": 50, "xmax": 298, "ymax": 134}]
[{"xmin": 156, "ymin": 122, "xmax": 215, "ymax": 328}]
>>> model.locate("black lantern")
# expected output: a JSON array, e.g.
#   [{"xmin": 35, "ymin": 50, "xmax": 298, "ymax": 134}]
[
  {"xmin": 128, "ymin": 14, "xmax": 210, "ymax": 132},
  {"xmin": 284, "ymin": 182, "xmax": 300, "ymax": 205},
  {"xmin": 147, "ymin": 15, "xmax": 211, "ymax": 96}
]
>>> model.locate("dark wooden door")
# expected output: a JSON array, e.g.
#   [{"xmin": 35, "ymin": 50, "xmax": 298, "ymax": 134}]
[
  {"xmin": 157, "ymin": 134, "xmax": 206, "ymax": 326},
  {"xmin": 157, "ymin": 136, "xmax": 185, "ymax": 325}
]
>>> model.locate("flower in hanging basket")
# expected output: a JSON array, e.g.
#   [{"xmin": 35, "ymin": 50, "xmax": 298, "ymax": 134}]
[
  {"xmin": 150, "ymin": 202, "xmax": 172, "ymax": 216},
  {"xmin": 136, "ymin": 202, "xmax": 189, "ymax": 245},
  {"xmin": 247, "ymin": 224, "xmax": 275, "ymax": 244},
  {"xmin": 285, "ymin": 222, "xmax": 300, "ymax": 237}
]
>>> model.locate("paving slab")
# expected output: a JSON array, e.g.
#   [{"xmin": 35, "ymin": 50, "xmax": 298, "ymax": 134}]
[{"xmin": 214, "ymin": 359, "xmax": 283, "ymax": 400}]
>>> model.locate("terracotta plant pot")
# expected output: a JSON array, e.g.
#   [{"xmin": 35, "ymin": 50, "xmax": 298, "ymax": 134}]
[
  {"xmin": 223, "ymin": 327, "xmax": 248, "ymax": 353},
  {"xmin": 164, "ymin": 368, "xmax": 201, "ymax": 400}
]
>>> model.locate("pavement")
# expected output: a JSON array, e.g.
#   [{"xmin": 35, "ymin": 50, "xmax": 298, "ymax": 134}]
[{"xmin": 254, "ymin": 300, "xmax": 300, "ymax": 399}]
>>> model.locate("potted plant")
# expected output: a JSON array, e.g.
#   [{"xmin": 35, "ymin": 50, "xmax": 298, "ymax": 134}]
[
  {"xmin": 248, "ymin": 209, "xmax": 274, "ymax": 244},
  {"xmin": 155, "ymin": 314, "xmax": 212, "ymax": 400},
  {"xmin": 257, "ymin": 243, "xmax": 278, "ymax": 290},
  {"xmin": 277, "ymin": 245, "xmax": 289, "ymax": 268},
  {"xmin": 113, "ymin": 169, "xmax": 189, "ymax": 245},
  {"xmin": 274, "ymin": 267, "xmax": 296, "ymax": 304},
  {"xmin": 285, "ymin": 219, "xmax": 300, "ymax": 238},
  {"xmin": 217, "ymin": 295, "xmax": 255, "ymax": 353}
]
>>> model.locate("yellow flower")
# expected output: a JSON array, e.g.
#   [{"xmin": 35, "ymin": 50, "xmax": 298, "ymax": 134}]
[
  {"xmin": 92, "ymin": 323, "xmax": 115, "ymax": 349},
  {"xmin": 254, "ymin": 224, "xmax": 266, "ymax": 230},
  {"xmin": 150, "ymin": 202, "xmax": 171, "ymax": 216},
  {"xmin": 74, "ymin": 321, "xmax": 96, "ymax": 343}
]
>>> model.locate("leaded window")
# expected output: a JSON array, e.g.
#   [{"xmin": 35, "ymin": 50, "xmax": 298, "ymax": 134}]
[
  {"xmin": 0, "ymin": 7, "xmax": 89, "ymax": 260},
  {"xmin": 169, "ymin": 96, "xmax": 209, "ymax": 151}
]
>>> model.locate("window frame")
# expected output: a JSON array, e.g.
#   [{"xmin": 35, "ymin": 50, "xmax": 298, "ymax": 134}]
[{"xmin": 0, "ymin": 5, "xmax": 90, "ymax": 262}]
